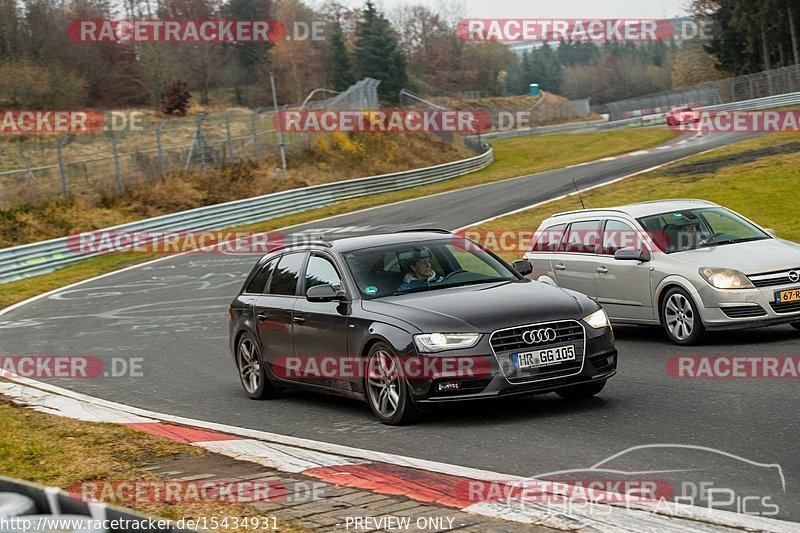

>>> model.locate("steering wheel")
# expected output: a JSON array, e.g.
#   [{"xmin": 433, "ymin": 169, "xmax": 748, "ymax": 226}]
[
  {"xmin": 699, "ymin": 232, "xmax": 725, "ymax": 246},
  {"xmin": 442, "ymin": 269, "xmax": 468, "ymax": 281}
]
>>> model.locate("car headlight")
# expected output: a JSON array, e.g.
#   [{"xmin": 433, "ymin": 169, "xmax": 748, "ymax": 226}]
[
  {"xmin": 414, "ymin": 333, "xmax": 480, "ymax": 353},
  {"xmin": 699, "ymin": 267, "xmax": 754, "ymax": 289},
  {"xmin": 583, "ymin": 308, "xmax": 610, "ymax": 329}
]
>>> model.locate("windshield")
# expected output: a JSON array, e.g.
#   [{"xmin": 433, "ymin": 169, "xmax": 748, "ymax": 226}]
[
  {"xmin": 637, "ymin": 207, "xmax": 770, "ymax": 253},
  {"xmin": 342, "ymin": 238, "xmax": 518, "ymax": 298}
]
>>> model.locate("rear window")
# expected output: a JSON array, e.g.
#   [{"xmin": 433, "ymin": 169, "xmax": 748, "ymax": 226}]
[
  {"xmin": 531, "ymin": 224, "xmax": 566, "ymax": 252},
  {"xmin": 268, "ymin": 253, "xmax": 306, "ymax": 296},
  {"xmin": 561, "ymin": 220, "xmax": 601, "ymax": 253},
  {"xmin": 245, "ymin": 256, "xmax": 278, "ymax": 293}
]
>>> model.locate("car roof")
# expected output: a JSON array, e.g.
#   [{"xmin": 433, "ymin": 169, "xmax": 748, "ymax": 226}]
[
  {"xmin": 266, "ymin": 230, "xmax": 454, "ymax": 257},
  {"xmin": 545, "ymin": 199, "xmax": 720, "ymax": 222}
]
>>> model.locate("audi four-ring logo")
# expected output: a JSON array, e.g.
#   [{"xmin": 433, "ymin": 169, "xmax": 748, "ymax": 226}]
[
  {"xmin": 522, "ymin": 328, "xmax": 557, "ymax": 344},
  {"xmin": 789, "ymin": 270, "xmax": 800, "ymax": 283}
]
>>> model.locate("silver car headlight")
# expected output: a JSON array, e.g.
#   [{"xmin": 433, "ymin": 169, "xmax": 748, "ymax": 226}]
[
  {"xmin": 414, "ymin": 333, "xmax": 480, "ymax": 353},
  {"xmin": 583, "ymin": 308, "xmax": 610, "ymax": 329},
  {"xmin": 699, "ymin": 267, "xmax": 754, "ymax": 289}
]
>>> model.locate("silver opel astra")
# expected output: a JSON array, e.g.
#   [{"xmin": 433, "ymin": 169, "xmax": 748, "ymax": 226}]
[{"xmin": 524, "ymin": 199, "xmax": 800, "ymax": 344}]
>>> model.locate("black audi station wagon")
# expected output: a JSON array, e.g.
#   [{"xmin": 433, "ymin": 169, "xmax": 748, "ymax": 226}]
[{"xmin": 228, "ymin": 230, "xmax": 617, "ymax": 425}]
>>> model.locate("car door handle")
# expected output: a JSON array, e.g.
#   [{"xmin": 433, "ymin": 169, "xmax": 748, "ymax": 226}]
[
  {"xmin": 292, "ymin": 314, "xmax": 306, "ymax": 325},
  {"xmin": 596, "ymin": 266, "xmax": 608, "ymax": 274},
  {"xmin": 256, "ymin": 312, "xmax": 270, "ymax": 322},
  {"xmin": 554, "ymin": 263, "xmax": 566, "ymax": 271}
]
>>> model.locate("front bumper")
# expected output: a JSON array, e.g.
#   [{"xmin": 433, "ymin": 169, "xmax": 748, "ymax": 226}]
[
  {"xmin": 407, "ymin": 325, "xmax": 617, "ymax": 403},
  {"xmin": 695, "ymin": 281, "xmax": 800, "ymax": 331}
]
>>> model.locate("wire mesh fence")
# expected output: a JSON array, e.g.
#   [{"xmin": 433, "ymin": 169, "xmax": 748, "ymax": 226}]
[
  {"xmin": 0, "ymin": 78, "xmax": 381, "ymax": 209},
  {"xmin": 601, "ymin": 64, "xmax": 800, "ymax": 120},
  {"xmin": 399, "ymin": 89, "xmax": 591, "ymax": 148}
]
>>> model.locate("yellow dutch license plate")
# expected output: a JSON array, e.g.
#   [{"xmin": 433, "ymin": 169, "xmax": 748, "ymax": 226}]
[{"xmin": 776, "ymin": 289, "xmax": 800, "ymax": 303}]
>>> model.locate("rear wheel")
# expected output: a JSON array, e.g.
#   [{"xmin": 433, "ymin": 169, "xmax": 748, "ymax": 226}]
[
  {"xmin": 556, "ymin": 380, "xmax": 606, "ymax": 400},
  {"xmin": 236, "ymin": 332, "xmax": 281, "ymax": 400},
  {"xmin": 365, "ymin": 343, "xmax": 419, "ymax": 425},
  {"xmin": 661, "ymin": 287, "xmax": 705, "ymax": 345}
]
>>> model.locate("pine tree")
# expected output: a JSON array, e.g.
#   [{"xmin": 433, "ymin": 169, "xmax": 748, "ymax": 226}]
[
  {"xmin": 329, "ymin": 20, "xmax": 355, "ymax": 91},
  {"xmin": 354, "ymin": 0, "xmax": 407, "ymax": 101}
]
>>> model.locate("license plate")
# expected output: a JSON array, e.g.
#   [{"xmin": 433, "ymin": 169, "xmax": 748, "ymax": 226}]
[
  {"xmin": 776, "ymin": 289, "xmax": 800, "ymax": 303},
  {"xmin": 514, "ymin": 345, "xmax": 576, "ymax": 369}
]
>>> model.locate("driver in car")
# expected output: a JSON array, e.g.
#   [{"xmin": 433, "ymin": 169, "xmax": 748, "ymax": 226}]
[{"xmin": 397, "ymin": 250, "xmax": 444, "ymax": 292}]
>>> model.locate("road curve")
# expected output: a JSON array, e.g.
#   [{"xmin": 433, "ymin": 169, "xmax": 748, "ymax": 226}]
[{"xmin": 2, "ymin": 130, "xmax": 799, "ymax": 521}]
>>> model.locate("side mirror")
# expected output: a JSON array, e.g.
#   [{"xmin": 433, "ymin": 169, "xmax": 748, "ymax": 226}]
[
  {"xmin": 512, "ymin": 259, "xmax": 534, "ymax": 276},
  {"xmin": 764, "ymin": 228, "xmax": 777, "ymax": 237},
  {"xmin": 306, "ymin": 284, "xmax": 347, "ymax": 302},
  {"xmin": 614, "ymin": 248, "xmax": 651, "ymax": 262}
]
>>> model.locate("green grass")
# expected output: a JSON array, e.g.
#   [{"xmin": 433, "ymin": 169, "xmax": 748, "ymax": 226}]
[
  {"xmin": 471, "ymin": 131, "xmax": 800, "ymax": 263},
  {"xmin": 0, "ymin": 128, "xmax": 677, "ymax": 308}
]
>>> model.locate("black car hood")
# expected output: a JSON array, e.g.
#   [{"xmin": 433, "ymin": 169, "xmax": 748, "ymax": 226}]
[{"xmin": 361, "ymin": 280, "xmax": 593, "ymax": 333}]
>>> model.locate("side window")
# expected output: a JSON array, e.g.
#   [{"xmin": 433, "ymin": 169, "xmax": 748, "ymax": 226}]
[
  {"xmin": 245, "ymin": 256, "xmax": 279, "ymax": 293},
  {"xmin": 601, "ymin": 220, "xmax": 638, "ymax": 255},
  {"xmin": 268, "ymin": 253, "xmax": 305, "ymax": 296},
  {"xmin": 532, "ymin": 224, "xmax": 567, "ymax": 252},
  {"xmin": 561, "ymin": 220, "xmax": 601, "ymax": 254},
  {"xmin": 305, "ymin": 255, "xmax": 342, "ymax": 292}
]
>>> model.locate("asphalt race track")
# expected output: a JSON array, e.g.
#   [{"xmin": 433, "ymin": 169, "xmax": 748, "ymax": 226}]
[{"xmin": 3, "ymin": 131, "xmax": 799, "ymax": 521}]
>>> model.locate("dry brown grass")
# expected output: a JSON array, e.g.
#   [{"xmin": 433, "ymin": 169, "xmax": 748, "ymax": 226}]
[
  {"xmin": 0, "ymin": 396, "xmax": 310, "ymax": 532},
  {"xmin": 0, "ymin": 132, "xmax": 468, "ymax": 247}
]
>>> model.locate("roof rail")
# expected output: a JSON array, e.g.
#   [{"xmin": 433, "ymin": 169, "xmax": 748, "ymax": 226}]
[{"xmin": 393, "ymin": 228, "xmax": 453, "ymax": 234}]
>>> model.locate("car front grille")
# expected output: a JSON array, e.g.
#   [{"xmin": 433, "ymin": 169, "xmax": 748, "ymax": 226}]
[
  {"xmin": 489, "ymin": 320, "xmax": 585, "ymax": 384},
  {"xmin": 721, "ymin": 305, "xmax": 768, "ymax": 318},
  {"xmin": 749, "ymin": 268, "xmax": 800, "ymax": 288},
  {"xmin": 769, "ymin": 300, "xmax": 800, "ymax": 314}
]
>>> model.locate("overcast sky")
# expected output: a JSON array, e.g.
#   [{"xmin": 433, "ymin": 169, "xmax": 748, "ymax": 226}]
[{"xmin": 321, "ymin": 0, "xmax": 691, "ymax": 20}]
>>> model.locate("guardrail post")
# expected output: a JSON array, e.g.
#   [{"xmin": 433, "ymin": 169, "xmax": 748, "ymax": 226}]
[
  {"xmin": 225, "ymin": 112, "xmax": 233, "ymax": 161},
  {"xmin": 251, "ymin": 108, "xmax": 261, "ymax": 160},
  {"xmin": 57, "ymin": 135, "xmax": 72, "ymax": 196},
  {"xmin": 110, "ymin": 131, "xmax": 125, "ymax": 193},
  {"xmin": 184, "ymin": 113, "xmax": 207, "ymax": 172},
  {"xmin": 156, "ymin": 120, "xmax": 166, "ymax": 180}
]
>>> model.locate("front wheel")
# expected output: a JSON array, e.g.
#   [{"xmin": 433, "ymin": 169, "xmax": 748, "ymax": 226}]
[
  {"xmin": 556, "ymin": 380, "xmax": 606, "ymax": 400},
  {"xmin": 365, "ymin": 343, "xmax": 419, "ymax": 425},
  {"xmin": 661, "ymin": 287, "xmax": 705, "ymax": 345},
  {"xmin": 236, "ymin": 332, "xmax": 281, "ymax": 400}
]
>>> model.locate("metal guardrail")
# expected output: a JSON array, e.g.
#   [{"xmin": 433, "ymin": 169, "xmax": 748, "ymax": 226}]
[
  {"xmin": 0, "ymin": 148, "xmax": 493, "ymax": 284},
  {"xmin": 478, "ymin": 118, "xmax": 608, "ymax": 140},
  {"xmin": 599, "ymin": 92, "xmax": 800, "ymax": 129}
]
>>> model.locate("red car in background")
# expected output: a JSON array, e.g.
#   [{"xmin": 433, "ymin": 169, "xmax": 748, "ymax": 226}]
[{"xmin": 666, "ymin": 106, "xmax": 700, "ymax": 126}]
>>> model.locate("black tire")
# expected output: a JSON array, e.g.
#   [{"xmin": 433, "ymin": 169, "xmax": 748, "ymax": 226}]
[
  {"xmin": 364, "ymin": 342, "xmax": 420, "ymax": 425},
  {"xmin": 660, "ymin": 287, "xmax": 706, "ymax": 345},
  {"xmin": 236, "ymin": 332, "xmax": 281, "ymax": 400},
  {"xmin": 556, "ymin": 380, "xmax": 606, "ymax": 400},
  {"xmin": 791, "ymin": 322, "xmax": 800, "ymax": 331}
]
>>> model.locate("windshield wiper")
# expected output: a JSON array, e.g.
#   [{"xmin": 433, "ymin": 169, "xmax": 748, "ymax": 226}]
[{"xmin": 699, "ymin": 236, "xmax": 768, "ymax": 248}]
